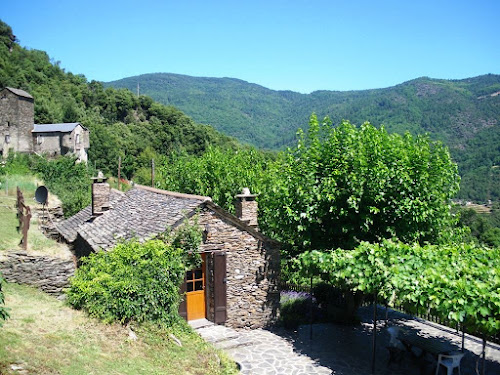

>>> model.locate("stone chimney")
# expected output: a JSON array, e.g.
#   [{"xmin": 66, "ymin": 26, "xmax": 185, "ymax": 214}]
[
  {"xmin": 235, "ymin": 188, "xmax": 258, "ymax": 229},
  {"xmin": 91, "ymin": 171, "xmax": 110, "ymax": 217}
]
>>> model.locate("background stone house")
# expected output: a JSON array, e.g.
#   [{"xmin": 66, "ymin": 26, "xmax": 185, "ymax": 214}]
[
  {"xmin": 0, "ymin": 87, "xmax": 34, "ymax": 158},
  {"xmin": 0, "ymin": 87, "xmax": 89, "ymax": 162},
  {"xmin": 32, "ymin": 123, "xmax": 89, "ymax": 162},
  {"xmin": 57, "ymin": 178, "xmax": 280, "ymax": 329}
]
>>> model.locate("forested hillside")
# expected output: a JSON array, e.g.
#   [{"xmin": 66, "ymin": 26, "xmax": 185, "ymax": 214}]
[
  {"xmin": 0, "ymin": 21, "xmax": 238, "ymax": 178},
  {"xmin": 1, "ymin": 17, "xmax": 498, "ymax": 203},
  {"xmin": 107, "ymin": 73, "xmax": 500, "ymax": 202}
]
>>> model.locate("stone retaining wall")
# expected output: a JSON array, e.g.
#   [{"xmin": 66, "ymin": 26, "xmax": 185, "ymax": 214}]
[
  {"xmin": 34, "ymin": 205, "xmax": 65, "ymax": 240},
  {"xmin": 0, "ymin": 251, "xmax": 76, "ymax": 295}
]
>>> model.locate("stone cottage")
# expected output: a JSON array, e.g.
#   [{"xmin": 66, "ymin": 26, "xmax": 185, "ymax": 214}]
[
  {"xmin": 57, "ymin": 177, "xmax": 280, "ymax": 329},
  {"xmin": 0, "ymin": 87, "xmax": 89, "ymax": 162},
  {"xmin": 32, "ymin": 123, "xmax": 89, "ymax": 162}
]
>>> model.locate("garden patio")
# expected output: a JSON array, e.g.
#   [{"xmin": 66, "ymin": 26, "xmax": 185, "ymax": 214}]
[
  {"xmin": 285, "ymin": 305, "xmax": 500, "ymax": 375},
  {"xmin": 192, "ymin": 303, "xmax": 500, "ymax": 374}
]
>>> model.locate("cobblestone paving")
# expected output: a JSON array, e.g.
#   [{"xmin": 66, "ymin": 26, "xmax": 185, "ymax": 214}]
[
  {"xmin": 190, "ymin": 319, "xmax": 332, "ymax": 374},
  {"xmin": 191, "ymin": 306, "xmax": 500, "ymax": 375}
]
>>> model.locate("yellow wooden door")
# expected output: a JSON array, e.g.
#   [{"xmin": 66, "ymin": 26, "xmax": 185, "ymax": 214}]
[{"xmin": 186, "ymin": 256, "xmax": 206, "ymax": 320}]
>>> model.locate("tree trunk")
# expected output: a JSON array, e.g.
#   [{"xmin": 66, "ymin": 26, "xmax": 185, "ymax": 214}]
[
  {"xmin": 481, "ymin": 336, "xmax": 486, "ymax": 375},
  {"xmin": 371, "ymin": 292, "xmax": 377, "ymax": 375}
]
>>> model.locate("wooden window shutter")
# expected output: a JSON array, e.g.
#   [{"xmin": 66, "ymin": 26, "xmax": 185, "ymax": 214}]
[
  {"xmin": 213, "ymin": 252, "xmax": 227, "ymax": 324},
  {"xmin": 178, "ymin": 276, "xmax": 187, "ymax": 320}
]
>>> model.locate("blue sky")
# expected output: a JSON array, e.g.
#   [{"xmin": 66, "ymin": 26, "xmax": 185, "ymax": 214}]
[{"xmin": 1, "ymin": 0, "xmax": 499, "ymax": 93}]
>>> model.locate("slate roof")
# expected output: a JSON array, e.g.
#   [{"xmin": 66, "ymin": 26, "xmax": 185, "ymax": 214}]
[
  {"xmin": 32, "ymin": 123, "xmax": 86, "ymax": 133},
  {"xmin": 58, "ymin": 184, "xmax": 279, "ymax": 254},
  {"xmin": 57, "ymin": 190, "xmax": 125, "ymax": 243},
  {"xmin": 4, "ymin": 87, "xmax": 33, "ymax": 99},
  {"xmin": 71, "ymin": 186, "xmax": 210, "ymax": 252}
]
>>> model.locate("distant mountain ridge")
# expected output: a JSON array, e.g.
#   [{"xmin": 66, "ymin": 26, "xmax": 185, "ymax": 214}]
[{"xmin": 106, "ymin": 73, "xmax": 500, "ymax": 202}]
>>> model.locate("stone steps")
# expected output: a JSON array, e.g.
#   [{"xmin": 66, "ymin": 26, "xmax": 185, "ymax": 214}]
[
  {"xmin": 188, "ymin": 318, "xmax": 214, "ymax": 330},
  {"xmin": 189, "ymin": 319, "xmax": 255, "ymax": 351},
  {"xmin": 216, "ymin": 335, "xmax": 254, "ymax": 351}
]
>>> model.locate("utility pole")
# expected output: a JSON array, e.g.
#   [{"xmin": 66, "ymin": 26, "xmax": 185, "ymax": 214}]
[
  {"xmin": 137, "ymin": 82, "xmax": 140, "ymax": 97},
  {"xmin": 151, "ymin": 158, "xmax": 155, "ymax": 187},
  {"xmin": 118, "ymin": 156, "xmax": 122, "ymax": 191}
]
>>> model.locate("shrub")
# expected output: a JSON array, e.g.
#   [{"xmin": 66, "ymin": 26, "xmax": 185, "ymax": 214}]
[
  {"xmin": 1, "ymin": 152, "xmax": 31, "ymax": 176},
  {"xmin": 279, "ymin": 291, "xmax": 316, "ymax": 329},
  {"xmin": 30, "ymin": 155, "xmax": 94, "ymax": 217},
  {"xmin": 66, "ymin": 239, "xmax": 185, "ymax": 324}
]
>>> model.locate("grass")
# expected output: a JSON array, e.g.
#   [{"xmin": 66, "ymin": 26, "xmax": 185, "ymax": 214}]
[
  {"xmin": 0, "ymin": 195, "xmax": 19, "ymax": 251},
  {"xmin": 0, "ymin": 174, "xmax": 39, "ymax": 198},
  {"xmin": 0, "ymin": 283, "xmax": 239, "ymax": 375},
  {"xmin": 0, "ymin": 175, "xmax": 73, "ymax": 256}
]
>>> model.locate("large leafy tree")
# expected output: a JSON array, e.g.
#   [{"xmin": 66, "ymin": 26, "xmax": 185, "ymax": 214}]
[{"xmin": 260, "ymin": 114, "xmax": 460, "ymax": 252}]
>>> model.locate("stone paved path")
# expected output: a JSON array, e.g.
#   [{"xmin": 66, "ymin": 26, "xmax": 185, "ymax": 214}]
[
  {"xmin": 190, "ymin": 307, "xmax": 500, "ymax": 375},
  {"xmin": 190, "ymin": 319, "xmax": 332, "ymax": 375}
]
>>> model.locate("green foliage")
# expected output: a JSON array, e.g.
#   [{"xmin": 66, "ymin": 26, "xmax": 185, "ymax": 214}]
[
  {"xmin": 168, "ymin": 216, "xmax": 204, "ymax": 270},
  {"xmin": 260, "ymin": 115, "xmax": 461, "ymax": 251},
  {"xmin": 294, "ymin": 241, "xmax": 500, "ymax": 336},
  {"xmin": 0, "ymin": 20, "xmax": 238, "ymax": 182},
  {"xmin": 66, "ymin": 239, "xmax": 185, "ymax": 324},
  {"xmin": 279, "ymin": 292, "xmax": 313, "ymax": 329},
  {"xmin": 0, "ymin": 153, "xmax": 31, "ymax": 176},
  {"xmin": 458, "ymin": 206, "xmax": 500, "ymax": 247},
  {"xmin": 0, "ymin": 274, "xmax": 9, "ymax": 326},
  {"xmin": 107, "ymin": 73, "xmax": 500, "ymax": 203},
  {"xmin": 0, "ymin": 152, "xmax": 93, "ymax": 217},
  {"xmin": 106, "ymin": 73, "xmax": 304, "ymax": 150},
  {"xmin": 157, "ymin": 146, "xmax": 273, "ymax": 213},
  {"xmin": 30, "ymin": 155, "xmax": 94, "ymax": 217}
]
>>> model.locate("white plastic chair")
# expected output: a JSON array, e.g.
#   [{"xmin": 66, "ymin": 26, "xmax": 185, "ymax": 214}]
[{"xmin": 435, "ymin": 352, "xmax": 464, "ymax": 375}]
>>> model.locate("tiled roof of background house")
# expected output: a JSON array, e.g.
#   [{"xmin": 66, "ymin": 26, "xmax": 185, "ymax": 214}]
[
  {"xmin": 57, "ymin": 190, "xmax": 125, "ymax": 243},
  {"xmin": 75, "ymin": 186, "xmax": 209, "ymax": 251},
  {"xmin": 5, "ymin": 87, "xmax": 33, "ymax": 99},
  {"xmin": 32, "ymin": 123, "xmax": 86, "ymax": 133}
]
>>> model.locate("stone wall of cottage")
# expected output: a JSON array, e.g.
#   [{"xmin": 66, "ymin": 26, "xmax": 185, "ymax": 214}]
[
  {"xmin": 198, "ymin": 208, "xmax": 280, "ymax": 329},
  {"xmin": 32, "ymin": 132, "xmax": 62, "ymax": 156},
  {"xmin": 0, "ymin": 89, "xmax": 34, "ymax": 156},
  {"xmin": 0, "ymin": 251, "xmax": 76, "ymax": 296},
  {"xmin": 65, "ymin": 126, "xmax": 89, "ymax": 163}
]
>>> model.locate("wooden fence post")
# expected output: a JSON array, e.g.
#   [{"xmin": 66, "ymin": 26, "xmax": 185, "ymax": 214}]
[{"xmin": 16, "ymin": 188, "xmax": 30, "ymax": 250}]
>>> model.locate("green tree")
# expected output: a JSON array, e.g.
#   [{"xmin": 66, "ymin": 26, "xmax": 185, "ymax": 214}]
[
  {"xmin": 260, "ymin": 114, "xmax": 461, "ymax": 252},
  {"xmin": 0, "ymin": 19, "xmax": 16, "ymax": 50},
  {"xmin": 157, "ymin": 146, "xmax": 272, "ymax": 213},
  {"xmin": 458, "ymin": 206, "xmax": 500, "ymax": 247}
]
